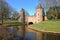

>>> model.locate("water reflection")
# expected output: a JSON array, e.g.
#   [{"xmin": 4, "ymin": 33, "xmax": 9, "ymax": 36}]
[
  {"xmin": 24, "ymin": 32, "xmax": 36, "ymax": 40},
  {"xmin": 7, "ymin": 26, "xmax": 36, "ymax": 40},
  {"xmin": 7, "ymin": 27, "xmax": 22, "ymax": 40}
]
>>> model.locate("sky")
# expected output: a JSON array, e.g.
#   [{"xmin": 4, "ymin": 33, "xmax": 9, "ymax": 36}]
[{"xmin": 6, "ymin": 0, "xmax": 40, "ymax": 15}]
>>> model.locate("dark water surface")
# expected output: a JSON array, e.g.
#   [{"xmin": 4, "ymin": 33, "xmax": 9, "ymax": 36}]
[{"xmin": 7, "ymin": 27, "xmax": 36, "ymax": 40}]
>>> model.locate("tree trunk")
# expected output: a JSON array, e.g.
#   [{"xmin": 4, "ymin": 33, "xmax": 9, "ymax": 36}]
[{"xmin": 2, "ymin": 13, "xmax": 3, "ymax": 24}]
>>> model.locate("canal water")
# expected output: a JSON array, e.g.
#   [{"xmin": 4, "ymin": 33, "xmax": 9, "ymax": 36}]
[
  {"xmin": 7, "ymin": 27, "xmax": 36, "ymax": 40},
  {"xmin": 6, "ymin": 26, "xmax": 59, "ymax": 40}
]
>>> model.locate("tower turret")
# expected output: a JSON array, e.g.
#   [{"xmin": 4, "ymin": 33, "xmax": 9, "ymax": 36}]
[
  {"xmin": 19, "ymin": 8, "xmax": 25, "ymax": 23},
  {"xmin": 36, "ymin": 4, "xmax": 43, "ymax": 23}
]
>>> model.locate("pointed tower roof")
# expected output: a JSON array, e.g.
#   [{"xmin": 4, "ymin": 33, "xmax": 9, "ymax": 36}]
[
  {"xmin": 20, "ymin": 8, "xmax": 25, "ymax": 12},
  {"xmin": 36, "ymin": 4, "xmax": 43, "ymax": 9}
]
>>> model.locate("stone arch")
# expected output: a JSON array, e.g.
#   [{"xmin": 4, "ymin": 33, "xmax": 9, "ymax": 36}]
[{"xmin": 28, "ymin": 22, "xmax": 33, "ymax": 25}]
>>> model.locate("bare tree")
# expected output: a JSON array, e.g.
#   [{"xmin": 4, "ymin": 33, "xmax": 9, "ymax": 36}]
[
  {"xmin": 57, "ymin": 0, "xmax": 60, "ymax": 6},
  {"xmin": 12, "ymin": 10, "xmax": 19, "ymax": 20},
  {"xmin": 39, "ymin": 0, "xmax": 46, "ymax": 8},
  {"xmin": 46, "ymin": 0, "xmax": 59, "ymax": 11},
  {"xmin": 0, "ymin": 0, "xmax": 19, "ymax": 23},
  {"xmin": 0, "ymin": 0, "xmax": 11, "ymax": 24}
]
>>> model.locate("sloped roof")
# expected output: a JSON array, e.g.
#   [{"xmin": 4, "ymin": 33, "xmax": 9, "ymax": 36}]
[
  {"xmin": 36, "ymin": 4, "xmax": 43, "ymax": 9},
  {"xmin": 20, "ymin": 8, "xmax": 25, "ymax": 12}
]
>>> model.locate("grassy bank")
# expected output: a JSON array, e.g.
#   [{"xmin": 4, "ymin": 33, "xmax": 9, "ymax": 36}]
[
  {"xmin": 3, "ymin": 21, "xmax": 25, "ymax": 27},
  {"xmin": 30, "ymin": 20, "xmax": 60, "ymax": 32},
  {"xmin": 0, "ymin": 21, "xmax": 25, "ymax": 28},
  {"xmin": 0, "ymin": 20, "xmax": 25, "ymax": 27}
]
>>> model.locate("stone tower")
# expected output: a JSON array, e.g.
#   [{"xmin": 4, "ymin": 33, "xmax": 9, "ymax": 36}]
[
  {"xmin": 19, "ymin": 8, "xmax": 25, "ymax": 23},
  {"xmin": 19, "ymin": 4, "xmax": 45, "ymax": 24},
  {"xmin": 36, "ymin": 4, "xmax": 43, "ymax": 23}
]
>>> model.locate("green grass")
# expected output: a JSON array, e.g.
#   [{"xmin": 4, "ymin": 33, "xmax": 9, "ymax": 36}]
[
  {"xmin": 31, "ymin": 20, "xmax": 60, "ymax": 32},
  {"xmin": 3, "ymin": 21, "xmax": 25, "ymax": 27},
  {"xmin": 0, "ymin": 20, "xmax": 24, "ymax": 25},
  {"xmin": 0, "ymin": 20, "xmax": 25, "ymax": 27},
  {"xmin": 0, "ymin": 21, "xmax": 25, "ymax": 27},
  {"xmin": 0, "ymin": 20, "xmax": 25, "ymax": 30}
]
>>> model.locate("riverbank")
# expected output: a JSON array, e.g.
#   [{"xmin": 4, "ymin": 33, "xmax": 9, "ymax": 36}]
[{"xmin": 30, "ymin": 20, "xmax": 60, "ymax": 33}]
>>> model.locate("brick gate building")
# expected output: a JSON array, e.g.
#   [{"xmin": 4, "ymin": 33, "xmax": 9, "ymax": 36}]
[{"xmin": 18, "ymin": 4, "xmax": 47, "ymax": 24}]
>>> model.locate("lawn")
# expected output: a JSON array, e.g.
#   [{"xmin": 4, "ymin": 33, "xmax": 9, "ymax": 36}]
[
  {"xmin": 30, "ymin": 20, "xmax": 60, "ymax": 33},
  {"xmin": 0, "ymin": 20, "xmax": 25, "ymax": 27},
  {"xmin": 3, "ymin": 21, "xmax": 25, "ymax": 27}
]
